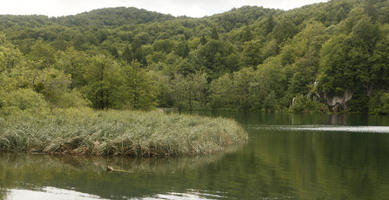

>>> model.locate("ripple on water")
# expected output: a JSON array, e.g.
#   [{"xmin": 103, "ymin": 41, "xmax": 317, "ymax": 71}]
[
  {"xmin": 137, "ymin": 189, "xmax": 226, "ymax": 200},
  {"xmin": 250, "ymin": 125, "xmax": 389, "ymax": 133}
]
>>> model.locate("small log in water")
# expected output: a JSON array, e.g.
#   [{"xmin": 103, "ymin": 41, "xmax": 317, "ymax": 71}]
[
  {"xmin": 106, "ymin": 166, "xmax": 131, "ymax": 173},
  {"xmin": 106, "ymin": 166, "xmax": 113, "ymax": 171}
]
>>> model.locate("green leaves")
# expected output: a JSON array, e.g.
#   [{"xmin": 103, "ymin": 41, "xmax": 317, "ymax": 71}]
[
  {"xmin": 121, "ymin": 62, "xmax": 156, "ymax": 110},
  {"xmin": 0, "ymin": 88, "xmax": 49, "ymax": 116},
  {"xmin": 0, "ymin": 0, "xmax": 389, "ymax": 113},
  {"xmin": 82, "ymin": 55, "xmax": 122, "ymax": 109},
  {"xmin": 272, "ymin": 18, "xmax": 298, "ymax": 43},
  {"xmin": 171, "ymin": 72, "xmax": 208, "ymax": 111}
]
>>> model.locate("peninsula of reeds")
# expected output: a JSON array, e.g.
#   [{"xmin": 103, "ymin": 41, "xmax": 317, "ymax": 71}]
[{"xmin": 0, "ymin": 109, "xmax": 248, "ymax": 157}]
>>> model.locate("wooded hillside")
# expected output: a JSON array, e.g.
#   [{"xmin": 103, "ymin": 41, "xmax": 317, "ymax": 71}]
[{"xmin": 1, "ymin": 0, "xmax": 388, "ymax": 114}]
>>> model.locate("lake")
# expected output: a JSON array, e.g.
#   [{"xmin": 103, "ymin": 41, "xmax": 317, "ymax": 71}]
[{"xmin": 1, "ymin": 113, "xmax": 389, "ymax": 200}]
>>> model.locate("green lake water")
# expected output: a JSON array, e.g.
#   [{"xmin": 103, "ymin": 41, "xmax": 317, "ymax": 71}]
[{"xmin": 1, "ymin": 113, "xmax": 389, "ymax": 200}]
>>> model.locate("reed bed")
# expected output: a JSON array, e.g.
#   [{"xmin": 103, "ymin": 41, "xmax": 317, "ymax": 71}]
[{"xmin": 0, "ymin": 109, "xmax": 247, "ymax": 157}]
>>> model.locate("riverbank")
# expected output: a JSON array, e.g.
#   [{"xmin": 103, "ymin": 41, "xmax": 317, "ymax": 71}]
[{"xmin": 0, "ymin": 108, "xmax": 247, "ymax": 157}]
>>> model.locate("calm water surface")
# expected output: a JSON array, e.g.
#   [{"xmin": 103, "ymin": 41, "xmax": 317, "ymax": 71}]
[{"xmin": 1, "ymin": 113, "xmax": 389, "ymax": 200}]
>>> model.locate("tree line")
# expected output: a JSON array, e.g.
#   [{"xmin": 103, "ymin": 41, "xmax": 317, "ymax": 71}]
[{"xmin": 0, "ymin": 0, "xmax": 388, "ymax": 114}]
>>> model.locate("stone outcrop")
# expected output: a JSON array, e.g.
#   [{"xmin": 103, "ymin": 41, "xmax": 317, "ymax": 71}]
[{"xmin": 325, "ymin": 89, "xmax": 353, "ymax": 111}]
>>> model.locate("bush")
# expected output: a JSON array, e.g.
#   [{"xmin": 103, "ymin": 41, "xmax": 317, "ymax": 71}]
[
  {"xmin": 289, "ymin": 95, "xmax": 328, "ymax": 113},
  {"xmin": 54, "ymin": 89, "xmax": 90, "ymax": 108},
  {"xmin": 0, "ymin": 88, "xmax": 49, "ymax": 116},
  {"xmin": 369, "ymin": 92, "xmax": 389, "ymax": 115}
]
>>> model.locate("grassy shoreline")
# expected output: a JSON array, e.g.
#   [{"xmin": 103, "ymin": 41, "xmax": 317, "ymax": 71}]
[{"xmin": 0, "ymin": 109, "xmax": 248, "ymax": 157}]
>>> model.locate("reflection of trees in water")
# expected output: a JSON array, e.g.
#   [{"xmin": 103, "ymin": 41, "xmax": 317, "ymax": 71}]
[
  {"xmin": 199, "ymin": 111, "xmax": 389, "ymax": 126},
  {"xmin": 1, "ymin": 120, "xmax": 389, "ymax": 200},
  {"xmin": 0, "ymin": 188, "xmax": 7, "ymax": 200},
  {"xmin": 247, "ymin": 129, "xmax": 389, "ymax": 200},
  {"xmin": 0, "ymin": 147, "xmax": 240, "ymax": 200}
]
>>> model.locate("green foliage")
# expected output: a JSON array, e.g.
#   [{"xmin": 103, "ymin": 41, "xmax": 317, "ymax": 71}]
[
  {"xmin": 175, "ymin": 41, "xmax": 189, "ymax": 58},
  {"xmin": 319, "ymin": 34, "xmax": 349, "ymax": 96},
  {"xmin": 0, "ymin": 0, "xmax": 388, "ymax": 113},
  {"xmin": 210, "ymin": 71, "xmax": 257, "ymax": 111},
  {"xmin": 121, "ymin": 62, "xmax": 156, "ymax": 110},
  {"xmin": 209, "ymin": 73, "xmax": 236, "ymax": 110},
  {"xmin": 171, "ymin": 72, "xmax": 208, "ymax": 111},
  {"xmin": 369, "ymin": 92, "xmax": 389, "ymax": 114},
  {"xmin": 28, "ymin": 40, "xmax": 57, "ymax": 68},
  {"xmin": 369, "ymin": 37, "xmax": 389, "ymax": 89},
  {"xmin": 56, "ymin": 47, "xmax": 89, "ymax": 88},
  {"xmin": 289, "ymin": 95, "xmax": 328, "ymax": 113},
  {"xmin": 152, "ymin": 39, "xmax": 175, "ymax": 53},
  {"xmin": 34, "ymin": 68, "xmax": 71, "ymax": 104},
  {"xmin": 272, "ymin": 18, "xmax": 298, "ymax": 43},
  {"xmin": 209, "ymin": 63, "xmax": 286, "ymax": 111},
  {"xmin": 377, "ymin": 93, "xmax": 389, "ymax": 115},
  {"xmin": 149, "ymin": 71, "xmax": 174, "ymax": 107},
  {"xmin": 0, "ymin": 34, "xmax": 22, "ymax": 72},
  {"xmin": 193, "ymin": 39, "xmax": 239, "ymax": 79},
  {"xmin": 318, "ymin": 15, "xmax": 388, "ymax": 112},
  {"xmin": 0, "ymin": 88, "xmax": 49, "ymax": 116},
  {"xmin": 242, "ymin": 40, "xmax": 263, "ymax": 67},
  {"xmin": 56, "ymin": 7, "xmax": 175, "ymax": 27},
  {"xmin": 82, "ymin": 55, "xmax": 122, "ymax": 109},
  {"xmin": 56, "ymin": 89, "xmax": 89, "ymax": 108}
]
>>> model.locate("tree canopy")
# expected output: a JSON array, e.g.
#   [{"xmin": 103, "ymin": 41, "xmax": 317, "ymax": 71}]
[{"xmin": 0, "ymin": 0, "xmax": 388, "ymax": 114}]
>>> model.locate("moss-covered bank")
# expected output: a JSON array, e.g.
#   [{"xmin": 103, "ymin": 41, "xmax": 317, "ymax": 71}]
[{"xmin": 0, "ymin": 109, "xmax": 247, "ymax": 157}]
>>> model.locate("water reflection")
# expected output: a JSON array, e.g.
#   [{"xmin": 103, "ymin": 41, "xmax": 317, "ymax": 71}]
[
  {"xmin": 6, "ymin": 187, "xmax": 107, "ymax": 200},
  {"xmin": 192, "ymin": 111, "xmax": 389, "ymax": 126},
  {"xmin": 140, "ymin": 190, "xmax": 225, "ymax": 200},
  {"xmin": 0, "ymin": 150, "xmax": 235, "ymax": 200},
  {"xmin": 251, "ymin": 125, "xmax": 389, "ymax": 133},
  {"xmin": 1, "ymin": 113, "xmax": 389, "ymax": 200},
  {"xmin": 244, "ymin": 128, "xmax": 389, "ymax": 200},
  {"xmin": 5, "ymin": 188, "xmax": 223, "ymax": 200}
]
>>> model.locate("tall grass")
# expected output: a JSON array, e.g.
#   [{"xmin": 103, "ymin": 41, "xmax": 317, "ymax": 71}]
[{"xmin": 0, "ymin": 109, "xmax": 247, "ymax": 157}]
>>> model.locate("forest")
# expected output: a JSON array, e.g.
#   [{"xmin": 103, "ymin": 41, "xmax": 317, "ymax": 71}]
[{"xmin": 0, "ymin": 0, "xmax": 389, "ymax": 114}]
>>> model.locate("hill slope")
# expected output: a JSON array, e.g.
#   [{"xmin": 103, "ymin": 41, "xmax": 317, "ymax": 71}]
[
  {"xmin": 0, "ymin": 0, "xmax": 388, "ymax": 113},
  {"xmin": 54, "ymin": 7, "xmax": 176, "ymax": 27}
]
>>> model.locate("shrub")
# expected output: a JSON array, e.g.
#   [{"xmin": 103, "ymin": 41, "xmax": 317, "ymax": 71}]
[
  {"xmin": 289, "ymin": 95, "xmax": 328, "ymax": 113},
  {"xmin": 369, "ymin": 92, "xmax": 389, "ymax": 115},
  {"xmin": 54, "ymin": 89, "xmax": 89, "ymax": 108},
  {"xmin": 0, "ymin": 88, "xmax": 49, "ymax": 116}
]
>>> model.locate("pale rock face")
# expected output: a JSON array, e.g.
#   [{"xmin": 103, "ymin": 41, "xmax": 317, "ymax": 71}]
[{"xmin": 325, "ymin": 89, "xmax": 353, "ymax": 111}]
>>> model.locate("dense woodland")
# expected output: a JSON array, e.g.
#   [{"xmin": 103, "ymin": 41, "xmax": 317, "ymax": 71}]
[{"xmin": 0, "ymin": 0, "xmax": 389, "ymax": 114}]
